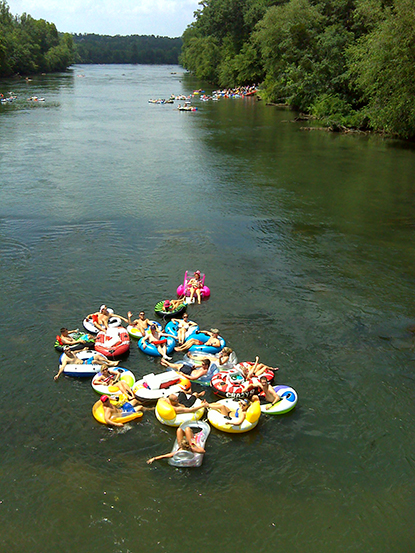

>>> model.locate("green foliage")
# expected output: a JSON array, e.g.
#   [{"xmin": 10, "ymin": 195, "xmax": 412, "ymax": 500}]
[
  {"xmin": 181, "ymin": 0, "xmax": 269, "ymax": 85},
  {"xmin": 181, "ymin": 0, "xmax": 415, "ymax": 138},
  {"xmin": 72, "ymin": 34, "xmax": 182, "ymax": 65},
  {"xmin": 0, "ymin": 0, "xmax": 74, "ymax": 77},
  {"xmin": 349, "ymin": 0, "xmax": 415, "ymax": 138},
  {"xmin": 254, "ymin": 0, "xmax": 326, "ymax": 109},
  {"xmin": 310, "ymin": 93, "xmax": 367, "ymax": 128}
]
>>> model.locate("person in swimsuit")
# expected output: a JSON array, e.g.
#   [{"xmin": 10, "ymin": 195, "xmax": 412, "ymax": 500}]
[
  {"xmin": 100, "ymin": 394, "xmax": 144, "ymax": 427},
  {"xmin": 160, "ymin": 358, "xmax": 212, "ymax": 381},
  {"xmin": 165, "ymin": 393, "xmax": 208, "ymax": 414},
  {"xmin": 170, "ymin": 313, "xmax": 198, "ymax": 344},
  {"xmin": 240, "ymin": 356, "xmax": 279, "ymax": 380},
  {"xmin": 93, "ymin": 365, "xmax": 136, "ymax": 400},
  {"xmin": 147, "ymin": 426, "xmax": 205, "ymax": 464},
  {"xmin": 257, "ymin": 375, "xmax": 282, "ymax": 410},
  {"xmin": 206, "ymin": 398, "xmax": 256, "ymax": 426},
  {"xmin": 127, "ymin": 310, "xmax": 151, "ymax": 336},
  {"xmin": 187, "ymin": 346, "xmax": 234, "ymax": 367},
  {"xmin": 85, "ymin": 305, "xmax": 127, "ymax": 332},
  {"xmin": 174, "ymin": 329, "xmax": 221, "ymax": 352},
  {"xmin": 57, "ymin": 328, "xmax": 93, "ymax": 346},
  {"xmin": 141, "ymin": 324, "xmax": 176, "ymax": 360},
  {"xmin": 162, "ymin": 298, "xmax": 186, "ymax": 312},
  {"xmin": 54, "ymin": 347, "xmax": 119, "ymax": 381},
  {"xmin": 187, "ymin": 270, "xmax": 203, "ymax": 304}
]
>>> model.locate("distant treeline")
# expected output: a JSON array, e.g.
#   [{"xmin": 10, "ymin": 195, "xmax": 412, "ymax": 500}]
[
  {"xmin": 180, "ymin": 0, "xmax": 415, "ymax": 139},
  {"xmin": 0, "ymin": 0, "xmax": 74, "ymax": 77},
  {"xmin": 73, "ymin": 34, "xmax": 182, "ymax": 65}
]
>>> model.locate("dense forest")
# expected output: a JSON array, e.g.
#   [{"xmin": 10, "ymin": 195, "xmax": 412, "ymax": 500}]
[
  {"xmin": 0, "ymin": 0, "xmax": 74, "ymax": 77},
  {"xmin": 180, "ymin": 0, "xmax": 415, "ymax": 139},
  {"xmin": 73, "ymin": 34, "xmax": 182, "ymax": 65}
]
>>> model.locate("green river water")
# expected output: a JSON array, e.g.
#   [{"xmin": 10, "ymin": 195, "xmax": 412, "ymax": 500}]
[{"xmin": 0, "ymin": 64, "xmax": 414, "ymax": 553}]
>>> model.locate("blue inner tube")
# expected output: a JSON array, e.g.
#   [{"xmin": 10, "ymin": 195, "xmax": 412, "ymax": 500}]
[
  {"xmin": 165, "ymin": 320, "xmax": 199, "ymax": 340},
  {"xmin": 137, "ymin": 336, "xmax": 176, "ymax": 357},
  {"xmin": 187, "ymin": 332, "xmax": 226, "ymax": 354}
]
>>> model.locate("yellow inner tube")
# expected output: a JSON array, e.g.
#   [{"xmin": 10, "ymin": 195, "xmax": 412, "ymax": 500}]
[{"xmin": 92, "ymin": 399, "xmax": 143, "ymax": 425}]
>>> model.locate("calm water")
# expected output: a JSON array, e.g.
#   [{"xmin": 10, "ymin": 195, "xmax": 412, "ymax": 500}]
[{"xmin": 1, "ymin": 65, "xmax": 415, "ymax": 553}]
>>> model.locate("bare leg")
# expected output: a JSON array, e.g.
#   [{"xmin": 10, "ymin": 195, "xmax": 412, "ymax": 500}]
[
  {"xmin": 116, "ymin": 381, "xmax": 135, "ymax": 400},
  {"xmin": 94, "ymin": 354, "xmax": 119, "ymax": 367},
  {"xmin": 207, "ymin": 402, "xmax": 232, "ymax": 416},
  {"xmin": 184, "ymin": 427, "xmax": 195, "ymax": 444}
]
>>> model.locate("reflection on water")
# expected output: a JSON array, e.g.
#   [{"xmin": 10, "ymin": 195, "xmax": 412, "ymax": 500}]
[{"xmin": 1, "ymin": 65, "xmax": 415, "ymax": 553}]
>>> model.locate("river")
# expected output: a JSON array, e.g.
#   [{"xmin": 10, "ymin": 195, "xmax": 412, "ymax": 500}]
[{"xmin": 0, "ymin": 64, "xmax": 414, "ymax": 553}]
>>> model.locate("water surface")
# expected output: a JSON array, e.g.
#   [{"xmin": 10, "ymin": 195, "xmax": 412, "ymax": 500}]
[{"xmin": 1, "ymin": 64, "xmax": 415, "ymax": 553}]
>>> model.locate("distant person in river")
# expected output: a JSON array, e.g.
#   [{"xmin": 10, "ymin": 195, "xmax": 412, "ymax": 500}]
[
  {"xmin": 54, "ymin": 347, "xmax": 119, "ymax": 381},
  {"xmin": 162, "ymin": 298, "xmax": 186, "ymax": 312},
  {"xmin": 187, "ymin": 346, "xmax": 234, "ymax": 367},
  {"xmin": 239, "ymin": 356, "xmax": 279, "ymax": 380},
  {"xmin": 57, "ymin": 327, "xmax": 93, "ymax": 346},
  {"xmin": 164, "ymin": 392, "xmax": 208, "ymax": 413},
  {"xmin": 93, "ymin": 365, "xmax": 136, "ymax": 401},
  {"xmin": 127, "ymin": 311, "xmax": 151, "ymax": 336},
  {"xmin": 186, "ymin": 270, "xmax": 203, "ymax": 304},
  {"xmin": 257, "ymin": 375, "xmax": 282, "ymax": 410},
  {"xmin": 171, "ymin": 313, "xmax": 198, "ymax": 344},
  {"xmin": 174, "ymin": 329, "xmax": 221, "ymax": 353},
  {"xmin": 161, "ymin": 358, "xmax": 212, "ymax": 381},
  {"xmin": 85, "ymin": 305, "xmax": 127, "ymax": 332},
  {"xmin": 100, "ymin": 394, "xmax": 144, "ymax": 427},
  {"xmin": 141, "ymin": 324, "xmax": 176, "ymax": 360},
  {"xmin": 147, "ymin": 426, "xmax": 205, "ymax": 464},
  {"xmin": 206, "ymin": 396, "xmax": 259, "ymax": 427}
]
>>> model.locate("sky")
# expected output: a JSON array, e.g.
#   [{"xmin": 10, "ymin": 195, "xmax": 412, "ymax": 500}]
[{"xmin": 6, "ymin": 0, "xmax": 200, "ymax": 37}]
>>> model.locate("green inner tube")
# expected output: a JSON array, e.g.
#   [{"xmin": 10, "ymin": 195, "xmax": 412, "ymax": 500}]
[{"xmin": 154, "ymin": 301, "xmax": 186, "ymax": 318}]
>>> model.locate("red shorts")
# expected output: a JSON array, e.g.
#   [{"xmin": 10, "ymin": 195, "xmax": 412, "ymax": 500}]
[{"xmin": 152, "ymin": 339, "xmax": 167, "ymax": 345}]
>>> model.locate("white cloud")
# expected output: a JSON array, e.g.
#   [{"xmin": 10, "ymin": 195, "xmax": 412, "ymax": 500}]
[{"xmin": 6, "ymin": 0, "xmax": 199, "ymax": 36}]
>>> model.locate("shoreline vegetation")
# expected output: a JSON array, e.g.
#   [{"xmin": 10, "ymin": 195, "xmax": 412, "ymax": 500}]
[
  {"xmin": 2, "ymin": 0, "xmax": 415, "ymax": 140},
  {"xmin": 180, "ymin": 0, "xmax": 415, "ymax": 141},
  {"xmin": 0, "ymin": 0, "xmax": 181, "ymax": 80}
]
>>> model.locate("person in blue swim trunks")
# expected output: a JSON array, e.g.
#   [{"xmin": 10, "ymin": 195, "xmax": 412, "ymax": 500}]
[
  {"xmin": 54, "ymin": 347, "xmax": 119, "ymax": 381},
  {"xmin": 206, "ymin": 397, "xmax": 259, "ymax": 427},
  {"xmin": 100, "ymin": 395, "xmax": 144, "ymax": 427}
]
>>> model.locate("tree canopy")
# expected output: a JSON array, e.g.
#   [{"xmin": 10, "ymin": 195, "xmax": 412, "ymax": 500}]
[
  {"xmin": 180, "ymin": 0, "xmax": 415, "ymax": 139},
  {"xmin": 0, "ymin": 0, "xmax": 74, "ymax": 77},
  {"xmin": 72, "ymin": 34, "xmax": 182, "ymax": 65}
]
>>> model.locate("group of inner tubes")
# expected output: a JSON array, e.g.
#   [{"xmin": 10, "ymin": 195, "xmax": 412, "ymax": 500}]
[{"xmin": 53, "ymin": 270, "xmax": 298, "ymax": 467}]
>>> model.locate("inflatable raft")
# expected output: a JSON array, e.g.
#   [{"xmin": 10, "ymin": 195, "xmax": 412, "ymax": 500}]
[
  {"xmin": 168, "ymin": 421, "xmax": 211, "ymax": 468},
  {"xmin": 155, "ymin": 397, "xmax": 205, "ymax": 427},
  {"xmin": 260, "ymin": 384, "xmax": 298, "ymax": 415},
  {"xmin": 133, "ymin": 371, "xmax": 190, "ymax": 402},
  {"xmin": 92, "ymin": 396, "xmax": 143, "ymax": 425},
  {"xmin": 91, "ymin": 368, "xmax": 136, "ymax": 396},
  {"xmin": 207, "ymin": 398, "xmax": 261, "ymax": 433},
  {"xmin": 94, "ymin": 326, "xmax": 130, "ymax": 358},
  {"xmin": 54, "ymin": 331, "xmax": 95, "ymax": 352},
  {"xmin": 210, "ymin": 366, "xmax": 274, "ymax": 399},
  {"xmin": 176, "ymin": 270, "xmax": 210, "ymax": 299},
  {"xmin": 59, "ymin": 349, "xmax": 103, "ymax": 378}
]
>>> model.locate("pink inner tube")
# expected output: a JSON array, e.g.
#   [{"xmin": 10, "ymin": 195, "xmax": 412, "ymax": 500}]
[{"xmin": 177, "ymin": 284, "xmax": 211, "ymax": 298}]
